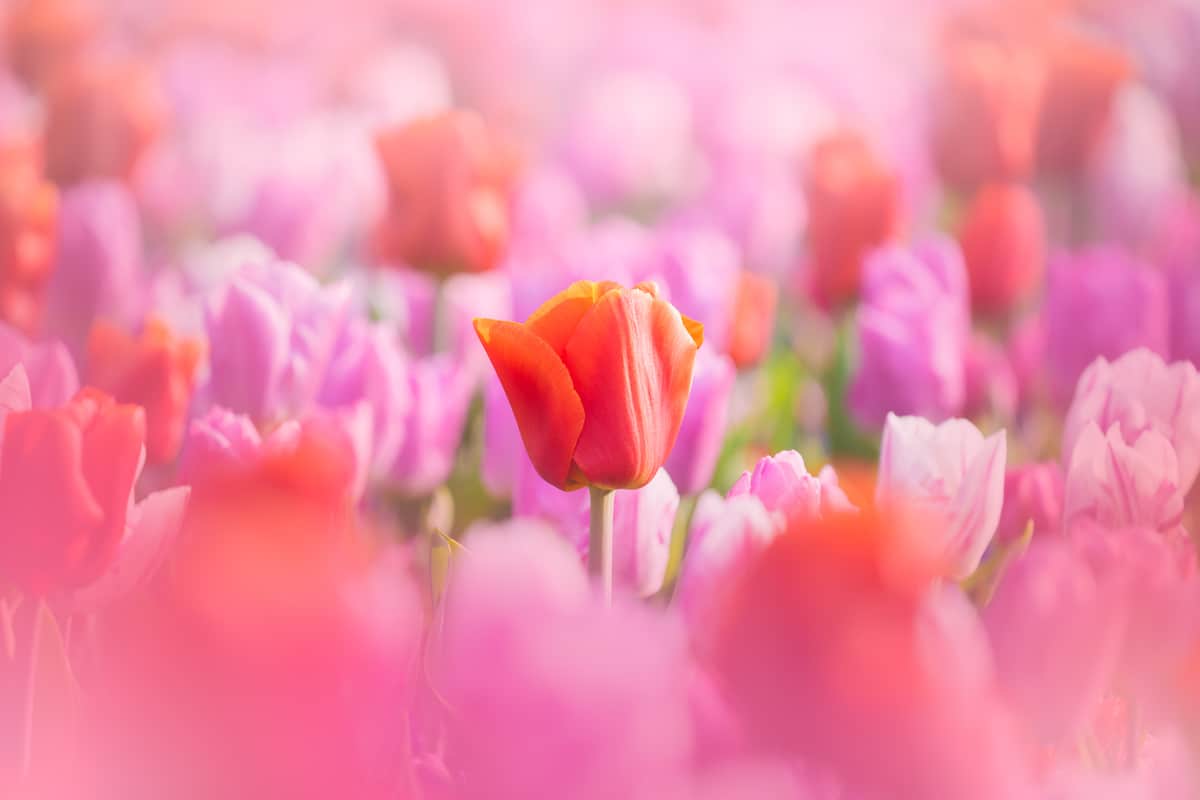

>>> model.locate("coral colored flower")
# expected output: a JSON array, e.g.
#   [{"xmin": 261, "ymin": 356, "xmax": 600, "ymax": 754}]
[
  {"xmin": 877, "ymin": 413, "xmax": 1007, "ymax": 578},
  {"xmin": 0, "ymin": 141, "xmax": 57, "ymax": 335},
  {"xmin": 0, "ymin": 386, "xmax": 186, "ymax": 596},
  {"xmin": 3, "ymin": 0, "xmax": 96, "ymax": 88},
  {"xmin": 804, "ymin": 130, "xmax": 902, "ymax": 308},
  {"xmin": 86, "ymin": 318, "xmax": 205, "ymax": 465},
  {"xmin": 726, "ymin": 271, "xmax": 777, "ymax": 368},
  {"xmin": 931, "ymin": 33, "xmax": 1044, "ymax": 188},
  {"xmin": 475, "ymin": 280, "xmax": 702, "ymax": 491},
  {"xmin": 956, "ymin": 183, "xmax": 1045, "ymax": 316},
  {"xmin": 42, "ymin": 58, "xmax": 166, "ymax": 186},
  {"xmin": 1036, "ymin": 30, "xmax": 1132, "ymax": 177},
  {"xmin": 373, "ymin": 110, "xmax": 516, "ymax": 276},
  {"xmin": 1063, "ymin": 349, "xmax": 1200, "ymax": 497}
]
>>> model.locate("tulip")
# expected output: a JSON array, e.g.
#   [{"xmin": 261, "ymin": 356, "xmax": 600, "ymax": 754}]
[
  {"xmin": 43, "ymin": 58, "xmax": 166, "ymax": 186},
  {"xmin": 476, "ymin": 279, "xmax": 701, "ymax": 597},
  {"xmin": 203, "ymin": 258, "xmax": 351, "ymax": 424},
  {"xmin": 373, "ymin": 110, "xmax": 516, "ymax": 276},
  {"xmin": 44, "ymin": 181, "xmax": 144, "ymax": 357},
  {"xmin": 3, "ymin": 0, "xmax": 96, "ymax": 88},
  {"xmin": 804, "ymin": 130, "xmax": 902, "ymax": 308},
  {"xmin": 0, "ymin": 318, "xmax": 77, "ymax": 407},
  {"xmin": 386, "ymin": 353, "xmax": 474, "ymax": 496},
  {"xmin": 727, "ymin": 450, "xmax": 855, "ymax": 521},
  {"xmin": 86, "ymin": 318, "xmax": 205, "ymax": 465},
  {"xmin": 725, "ymin": 271, "xmax": 778, "ymax": 368},
  {"xmin": 0, "ymin": 386, "xmax": 188, "ymax": 598},
  {"xmin": 1043, "ymin": 247, "xmax": 1169, "ymax": 407},
  {"xmin": 1063, "ymin": 349, "xmax": 1200, "ymax": 498},
  {"xmin": 1063, "ymin": 422, "xmax": 1184, "ymax": 534},
  {"xmin": 962, "ymin": 333, "xmax": 1019, "ymax": 422},
  {"xmin": 475, "ymin": 279, "xmax": 702, "ymax": 492},
  {"xmin": 956, "ymin": 183, "xmax": 1045, "ymax": 316},
  {"xmin": 0, "ymin": 141, "xmax": 57, "ymax": 334},
  {"xmin": 1036, "ymin": 30, "xmax": 1132, "ymax": 177},
  {"xmin": 1148, "ymin": 193, "xmax": 1200, "ymax": 368},
  {"xmin": 663, "ymin": 349, "xmax": 734, "ymax": 495},
  {"xmin": 996, "ymin": 462, "xmax": 1064, "ymax": 542},
  {"xmin": 849, "ymin": 239, "xmax": 970, "ymax": 428},
  {"xmin": 931, "ymin": 32, "xmax": 1044, "ymax": 188},
  {"xmin": 877, "ymin": 413, "xmax": 1007, "ymax": 579}
]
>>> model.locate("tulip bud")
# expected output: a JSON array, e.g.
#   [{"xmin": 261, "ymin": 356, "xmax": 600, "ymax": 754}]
[{"xmin": 957, "ymin": 183, "xmax": 1045, "ymax": 316}]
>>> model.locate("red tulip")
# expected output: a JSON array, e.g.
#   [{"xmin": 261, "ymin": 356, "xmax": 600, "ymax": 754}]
[
  {"xmin": 804, "ymin": 131, "xmax": 902, "ymax": 308},
  {"xmin": 0, "ymin": 140, "xmax": 57, "ymax": 335},
  {"xmin": 726, "ymin": 271, "xmax": 777, "ymax": 368},
  {"xmin": 86, "ymin": 318, "xmax": 205, "ymax": 465},
  {"xmin": 0, "ymin": 387, "xmax": 145, "ymax": 594},
  {"xmin": 42, "ymin": 58, "xmax": 166, "ymax": 186},
  {"xmin": 373, "ymin": 110, "xmax": 517, "ymax": 276},
  {"xmin": 475, "ymin": 280, "xmax": 702, "ymax": 491},
  {"xmin": 3, "ymin": 0, "xmax": 96, "ymax": 89},
  {"xmin": 957, "ymin": 183, "xmax": 1046, "ymax": 316}
]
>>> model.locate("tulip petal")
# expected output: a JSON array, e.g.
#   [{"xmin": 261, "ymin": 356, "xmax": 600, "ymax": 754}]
[
  {"xmin": 564, "ymin": 288, "xmax": 698, "ymax": 489},
  {"xmin": 525, "ymin": 280, "xmax": 620, "ymax": 357},
  {"xmin": 475, "ymin": 319, "xmax": 585, "ymax": 489}
]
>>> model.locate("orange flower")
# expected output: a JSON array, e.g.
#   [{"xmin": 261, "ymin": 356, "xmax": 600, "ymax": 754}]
[
  {"xmin": 373, "ymin": 110, "xmax": 517, "ymax": 276},
  {"xmin": 86, "ymin": 318, "xmax": 205, "ymax": 465},
  {"xmin": 475, "ymin": 280, "xmax": 702, "ymax": 491},
  {"xmin": 805, "ymin": 131, "xmax": 902, "ymax": 308}
]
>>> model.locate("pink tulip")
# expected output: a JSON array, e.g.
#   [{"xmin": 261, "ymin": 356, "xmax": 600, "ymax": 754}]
[
  {"xmin": 997, "ymin": 462, "xmax": 1065, "ymax": 542},
  {"xmin": 663, "ymin": 348, "xmax": 735, "ymax": 495},
  {"xmin": 727, "ymin": 450, "xmax": 854, "ymax": 521},
  {"xmin": 877, "ymin": 413, "xmax": 1007, "ymax": 578},
  {"xmin": 0, "ymin": 318, "xmax": 77, "ymax": 407}
]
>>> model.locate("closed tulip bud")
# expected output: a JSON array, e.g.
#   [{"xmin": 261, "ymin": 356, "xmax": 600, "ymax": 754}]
[
  {"xmin": 373, "ymin": 110, "xmax": 516, "ymax": 276},
  {"xmin": 804, "ymin": 130, "xmax": 902, "ymax": 308},
  {"xmin": 0, "ymin": 140, "xmax": 56, "ymax": 334},
  {"xmin": 957, "ymin": 183, "xmax": 1046, "ymax": 316},
  {"xmin": 475, "ymin": 280, "xmax": 702, "ymax": 491}
]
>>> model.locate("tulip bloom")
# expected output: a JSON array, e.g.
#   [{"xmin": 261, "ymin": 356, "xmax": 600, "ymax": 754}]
[
  {"xmin": 804, "ymin": 131, "xmax": 902, "ymax": 308},
  {"xmin": 3, "ymin": 0, "xmax": 96, "ymax": 88},
  {"xmin": 956, "ymin": 183, "xmax": 1045, "ymax": 316},
  {"xmin": 373, "ymin": 110, "xmax": 516, "ymax": 276},
  {"xmin": 86, "ymin": 318, "xmax": 205, "ymax": 465},
  {"xmin": 0, "ymin": 141, "xmax": 57, "ymax": 335},
  {"xmin": 475, "ymin": 280, "xmax": 702, "ymax": 491}
]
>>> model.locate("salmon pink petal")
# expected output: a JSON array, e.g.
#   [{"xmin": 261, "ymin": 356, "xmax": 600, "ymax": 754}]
[
  {"xmin": 564, "ymin": 288, "xmax": 698, "ymax": 489},
  {"xmin": 475, "ymin": 318, "xmax": 585, "ymax": 489},
  {"xmin": 77, "ymin": 399, "xmax": 146, "ymax": 582}
]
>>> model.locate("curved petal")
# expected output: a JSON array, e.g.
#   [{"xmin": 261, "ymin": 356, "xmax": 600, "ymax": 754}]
[
  {"xmin": 564, "ymin": 288, "xmax": 698, "ymax": 489},
  {"xmin": 525, "ymin": 280, "xmax": 620, "ymax": 357},
  {"xmin": 474, "ymin": 319, "xmax": 585, "ymax": 489}
]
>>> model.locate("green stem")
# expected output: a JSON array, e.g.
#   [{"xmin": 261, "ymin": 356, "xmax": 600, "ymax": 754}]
[{"xmin": 588, "ymin": 487, "xmax": 615, "ymax": 603}]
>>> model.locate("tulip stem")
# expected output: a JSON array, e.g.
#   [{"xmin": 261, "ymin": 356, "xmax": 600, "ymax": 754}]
[{"xmin": 588, "ymin": 487, "xmax": 615, "ymax": 602}]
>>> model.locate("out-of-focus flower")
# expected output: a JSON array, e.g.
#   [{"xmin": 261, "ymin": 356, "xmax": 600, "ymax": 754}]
[
  {"xmin": 1149, "ymin": 193, "xmax": 1200, "ymax": 369},
  {"xmin": 560, "ymin": 69, "xmax": 697, "ymax": 210},
  {"xmin": 709, "ymin": 509, "xmax": 1026, "ymax": 799},
  {"xmin": 373, "ymin": 110, "xmax": 517, "ymax": 276},
  {"xmin": 86, "ymin": 318, "xmax": 204, "ymax": 465},
  {"xmin": 44, "ymin": 180, "xmax": 143, "ymax": 356},
  {"xmin": 1043, "ymin": 248, "xmax": 1169, "ymax": 407},
  {"xmin": 0, "ymin": 140, "xmax": 56, "ymax": 334},
  {"xmin": 1063, "ymin": 422, "xmax": 1184, "ymax": 534},
  {"xmin": 0, "ymin": 386, "xmax": 187, "ymax": 597},
  {"xmin": 386, "ymin": 353, "xmax": 474, "ymax": 496},
  {"xmin": 1088, "ymin": 84, "xmax": 1187, "ymax": 248},
  {"xmin": 511, "ymin": 457, "xmax": 679, "ymax": 598},
  {"xmin": 726, "ymin": 271, "xmax": 777, "ymax": 368},
  {"xmin": 439, "ymin": 522, "xmax": 692, "ymax": 800},
  {"xmin": 963, "ymin": 332, "xmax": 1019, "ymax": 422},
  {"xmin": 480, "ymin": 372, "xmax": 521, "ymax": 498},
  {"xmin": 663, "ymin": 348, "xmax": 735, "ymax": 495},
  {"xmin": 804, "ymin": 130, "xmax": 902, "ymax": 308},
  {"xmin": 850, "ymin": 238, "xmax": 969, "ymax": 428},
  {"xmin": 475, "ymin": 280, "xmax": 702, "ymax": 490},
  {"xmin": 506, "ymin": 165, "xmax": 588, "ymax": 261},
  {"xmin": 674, "ymin": 490, "xmax": 779, "ymax": 636},
  {"xmin": 1036, "ymin": 30, "xmax": 1132, "ymax": 177},
  {"xmin": 2, "ymin": 0, "xmax": 96, "ymax": 88},
  {"xmin": 1063, "ymin": 349, "xmax": 1200, "ymax": 496},
  {"xmin": 877, "ymin": 413, "xmax": 1007, "ymax": 578},
  {"xmin": 956, "ymin": 182, "xmax": 1045, "ymax": 316},
  {"xmin": 340, "ymin": 43, "xmax": 452, "ymax": 128},
  {"xmin": 0, "ymin": 318, "xmax": 76, "ymax": 406},
  {"xmin": 43, "ymin": 58, "xmax": 166, "ymax": 186},
  {"xmin": 203, "ymin": 258, "xmax": 351, "ymax": 423},
  {"xmin": 931, "ymin": 31, "xmax": 1044, "ymax": 188},
  {"xmin": 728, "ymin": 450, "xmax": 854, "ymax": 521},
  {"xmin": 997, "ymin": 461, "xmax": 1064, "ymax": 542}
]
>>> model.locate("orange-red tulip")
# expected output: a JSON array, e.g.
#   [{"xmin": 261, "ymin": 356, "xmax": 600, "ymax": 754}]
[
  {"xmin": 805, "ymin": 131, "xmax": 902, "ymax": 308},
  {"xmin": 957, "ymin": 182, "xmax": 1046, "ymax": 316},
  {"xmin": 475, "ymin": 280, "xmax": 702, "ymax": 491},
  {"xmin": 3, "ymin": 0, "xmax": 96, "ymax": 89},
  {"xmin": 726, "ymin": 270, "xmax": 778, "ymax": 368},
  {"xmin": 373, "ymin": 110, "xmax": 517, "ymax": 276},
  {"xmin": 0, "ymin": 140, "xmax": 57, "ymax": 335}
]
